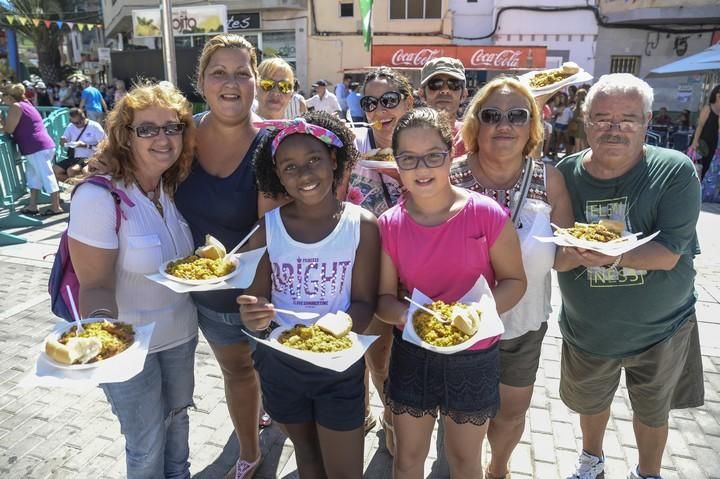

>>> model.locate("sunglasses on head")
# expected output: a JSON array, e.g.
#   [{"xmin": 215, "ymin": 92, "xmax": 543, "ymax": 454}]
[
  {"xmin": 259, "ymin": 79, "xmax": 293, "ymax": 94},
  {"xmin": 426, "ymin": 77, "xmax": 465, "ymax": 92},
  {"xmin": 127, "ymin": 122, "xmax": 185, "ymax": 138},
  {"xmin": 477, "ymin": 108, "xmax": 530, "ymax": 126},
  {"xmin": 360, "ymin": 91, "xmax": 403, "ymax": 113}
]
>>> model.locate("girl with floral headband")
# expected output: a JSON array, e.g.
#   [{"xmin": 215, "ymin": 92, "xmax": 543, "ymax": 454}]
[{"xmin": 238, "ymin": 111, "xmax": 380, "ymax": 478}]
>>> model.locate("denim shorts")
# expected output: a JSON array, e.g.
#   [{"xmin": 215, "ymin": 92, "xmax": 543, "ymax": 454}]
[
  {"xmin": 252, "ymin": 343, "xmax": 366, "ymax": 431},
  {"xmin": 196, "ymin": 302, "xmax": 253, "ymax": 346},
  {"xmin": 101, "ymin": 336, "xmax": 197, "ymax": 479},
  {"xmin": 386, "ymin": 328, "xmax": 500, "ymax": 426}
]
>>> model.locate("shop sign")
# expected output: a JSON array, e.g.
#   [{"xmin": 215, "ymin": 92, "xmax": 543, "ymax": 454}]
[
  {"xmin": 132, "ymin": 5, "xmax": 227, "ymax": 38},
  {"xmin": 372, "ymin": 45, "xmax": 547, "ymax": 70},
  {"xmin": 227, "ymin": 12, "xmax": 260, "ymax": 31}
]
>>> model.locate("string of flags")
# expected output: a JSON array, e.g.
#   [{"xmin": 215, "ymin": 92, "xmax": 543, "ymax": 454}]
[{"xmin": 4, "ymin": 14, "xmax": 102, "ymax": 31}]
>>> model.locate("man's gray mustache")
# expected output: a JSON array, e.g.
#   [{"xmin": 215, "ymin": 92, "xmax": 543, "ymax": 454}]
[{"xmin": 599, "ymin": 135, "xmax": 629, "ymax": 144}]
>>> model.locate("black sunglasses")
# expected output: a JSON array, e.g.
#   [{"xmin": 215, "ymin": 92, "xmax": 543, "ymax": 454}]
[
  {"xmin": 127, "ymin": 122, "xmax": 185, "ymax": 138},
  {"xmin": 360, "ymin": 91, "xmax": 403, "ymax": 113},
  {"xmin": 426, "ymin": 78, "xmax": 465, "ymax": 92},
  {"xmin": 477, "ymin": 108, "xmax": 530, "ymax": 126}
]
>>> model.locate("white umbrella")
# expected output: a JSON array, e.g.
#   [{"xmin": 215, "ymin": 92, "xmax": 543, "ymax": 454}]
[{"xmin": 646, "ymin": 44, "xmax": 720, "ymax": 78}]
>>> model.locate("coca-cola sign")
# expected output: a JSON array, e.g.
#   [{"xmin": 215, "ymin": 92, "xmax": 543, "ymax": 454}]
[
  {"xmin": 390, "ymin": 48, "xmax": 445, "ymax": 67},
  {"xmin": 372, "ymin": 45, "xmax": 547, "ymax": 71},
  {"xmin": 469, "ymin": 48, "xmax": 522, "ymax": 68}
]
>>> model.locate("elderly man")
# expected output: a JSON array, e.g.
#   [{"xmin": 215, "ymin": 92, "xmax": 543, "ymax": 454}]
[
  {"xmin": 53, "ymin": 108, "xmax": 106, "ymax": 182},
  {"xmin": 418, "ymin": 57, "xmax": 468, "ymax": 156},
  {"xmin": 555, "ymin": 74, "xmax": 703, "ymax": 479},
  {"xmin": 306, "ymin": 79, "xmax": 341, "ymax": 116}
]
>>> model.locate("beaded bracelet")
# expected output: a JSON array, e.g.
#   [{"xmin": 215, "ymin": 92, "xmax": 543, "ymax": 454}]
[{"xmin": 609, "ymin": 254, "xmax": 624, "ymax": 269}]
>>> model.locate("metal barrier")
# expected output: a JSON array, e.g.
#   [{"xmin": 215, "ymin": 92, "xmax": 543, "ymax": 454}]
[{"xmin": 0, "ymin": 107, "xmax": 69, "ymax": 245}]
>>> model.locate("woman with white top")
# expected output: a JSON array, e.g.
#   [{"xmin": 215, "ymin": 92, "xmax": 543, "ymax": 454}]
[
  {"xmin": 68, "ymin": 82, "xmax": 198, "ymax": 479},
  {"xmin": 451, "ymin": 77, "xmax": 573, "ymax": 479}
]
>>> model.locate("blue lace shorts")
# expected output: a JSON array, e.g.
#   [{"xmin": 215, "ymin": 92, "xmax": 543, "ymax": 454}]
[{"xmin": 385, "ymin": 328, "xmax": 500, "ymax": 425}]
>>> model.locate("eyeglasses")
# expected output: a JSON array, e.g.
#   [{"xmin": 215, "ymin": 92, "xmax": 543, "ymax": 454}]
[
  {"xmin": 259, "ymin": 79, "xmax": 293, "ymax": 94},
  {"xmin": 478, "ymin": 108, "xmax": 530, "ymax": 126},
  {"xmin": 360, "ymin": 91, "xmax": 403, "ymax": 113},
  {"xmin": 426, "ymin": 78, "xmax": 465, "ymax": 92},
  {"xmin": 395, "ymin": 151, "xmax": 449, "ymax": 170},
  {"xmin": 585, "ymin": 120, "xmax": 646, "ymax": 132},
  {"xmin": 127, "ymin": 122, "xmax": 185, "ymax": 138}
]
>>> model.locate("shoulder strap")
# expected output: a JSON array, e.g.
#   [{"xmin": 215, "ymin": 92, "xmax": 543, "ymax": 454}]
[
  {"xmin": 72, "ymin": 176, "xmax": 135, "ymax": 233},
  {"xmin": 74, "ymin": 122, "xmax": 89, "ymax": 142},
  {"xmin": 510, "ymin": 158, "xmax": 534, "ymax": 227}
]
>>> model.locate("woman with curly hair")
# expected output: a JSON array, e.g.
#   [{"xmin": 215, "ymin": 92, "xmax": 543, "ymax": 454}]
[
  {"xmin": 67, "ymin": 81, "xmax": 198, "ymax": 478},
  {"xmin": 238, "ymin": 111, "xmax": 380, "ymax": 479}
]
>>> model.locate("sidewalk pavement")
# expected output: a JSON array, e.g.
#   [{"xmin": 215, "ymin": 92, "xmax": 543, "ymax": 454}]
[{"xmin": 0, "ymin": 203, "xmax": 718, "ymax": 479}]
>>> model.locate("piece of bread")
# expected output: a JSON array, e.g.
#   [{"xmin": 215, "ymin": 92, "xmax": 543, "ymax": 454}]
[
  {"xmin": 599, "ymin": 219, "xmax": 625, "ymax": 234},
  {"xmin": 195, "ymin": 234, "xmax": 226, "ymax": 259},
  {"xmin": 45, "ymin": 336, "xmax": 103, "ymax": 365},
  {"xmin": 561, "ymin": 61, "xmax": 580, "ymax": 75},
  {"xmin": 450, "ymin": 304, "xmax": 481, "ymax": 336},
  {"xmin": 316, "ymin": 311, "xmax": 353, "ymax": 338}
]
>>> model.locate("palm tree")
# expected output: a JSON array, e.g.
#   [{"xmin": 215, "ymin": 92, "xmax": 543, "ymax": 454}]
[{"xmin": 0, "ymin": 0, "xmax": 101, "ymax": 83}]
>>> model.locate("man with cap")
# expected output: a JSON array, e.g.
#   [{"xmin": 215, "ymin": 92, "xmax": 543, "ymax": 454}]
[
  {"xmin": 306, "ymin": 80, "xmax": 342, "ymax": 116},
  {"xmin": 419, "ymin": 57, "xmax": 469, "ymax": 157}
]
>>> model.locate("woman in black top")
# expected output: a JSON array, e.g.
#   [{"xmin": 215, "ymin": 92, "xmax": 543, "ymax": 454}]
[{"xmin": 691, "ymin": 84, "xmax": 720, "ymax": 179}]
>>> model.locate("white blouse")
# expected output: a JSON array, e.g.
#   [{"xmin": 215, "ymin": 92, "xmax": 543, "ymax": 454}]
[{"xmin": 68, "ymin": 178, "xmax": 197, "ymax": 353}]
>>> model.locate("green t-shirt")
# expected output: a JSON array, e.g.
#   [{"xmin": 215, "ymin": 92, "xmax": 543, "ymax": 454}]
[{"xmin": 556, "ymin": 146, "xmax": 701, "ymax": 358}]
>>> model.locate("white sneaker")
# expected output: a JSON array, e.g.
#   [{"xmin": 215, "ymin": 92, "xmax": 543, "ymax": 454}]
[
  {"xmin": 567, "ymin": 450, "xmax": 605, "ymax": 479},
  {"xmin": 627, "ymin": 465, "xmax": 663, "ymax": 479}
]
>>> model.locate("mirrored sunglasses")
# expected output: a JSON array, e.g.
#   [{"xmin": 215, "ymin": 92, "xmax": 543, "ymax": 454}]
[
  {"xmin": 426, "ymin": 78, "xmax": 465, "ymax": 92},
  {"xmin": 127, "ymin": 122, "xmax": 185, "ymax": 138},
  {"xmin": 259, "ymin": 79, "xmax": 293, "ymax": 94},
  {"xmin": 360, "ymin": 91, "xmax": 402, "ymax": 113},
  {"xmin": 478, "ymin": 108, "xmax": 530, "ymax": 126}
]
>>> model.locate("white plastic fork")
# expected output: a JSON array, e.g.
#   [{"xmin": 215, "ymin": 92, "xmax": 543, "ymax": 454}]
[
  {"xmin": 272, "ymin": 308, "xmax": 320, "ymax": 321},
  {"xmin": 403, "ymin": 296, "xmax": 449, "ymax": 323}
]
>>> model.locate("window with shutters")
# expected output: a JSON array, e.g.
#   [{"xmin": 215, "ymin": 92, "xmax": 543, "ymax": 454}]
[{"xmin": 610, "ymin": 56, "xmax": 640, "ymax": 76}]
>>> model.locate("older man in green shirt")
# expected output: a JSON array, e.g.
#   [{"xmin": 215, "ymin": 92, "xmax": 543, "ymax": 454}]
[{"xmin": 555, "ymin": 73, "xmax": 704, "ymax": 479}]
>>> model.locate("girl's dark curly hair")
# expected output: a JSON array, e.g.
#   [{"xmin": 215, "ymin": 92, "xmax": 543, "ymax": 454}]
[{"xmin": 253, "ymin": 111, "xmax": 359, "ymax": 198}]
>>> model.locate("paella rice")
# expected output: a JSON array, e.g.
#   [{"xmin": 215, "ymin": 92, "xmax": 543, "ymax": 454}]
[
  {"xmin": 59, "ymin": 321, "xmax": 134, "ymax": 363},
  {"xmin": 279, "ymin": 325, "xmax": 352, "ymax": 353},
  {"xmin": 412, "ymin": 301, "xmax": 474, "ymax": 347},
  {"xmin": 165, "ymin": 255, "xmax": 235, "ymax": 280},
  {"xmin": 562, "ymin": 223, "xmax": 621, "ymax": 242}
]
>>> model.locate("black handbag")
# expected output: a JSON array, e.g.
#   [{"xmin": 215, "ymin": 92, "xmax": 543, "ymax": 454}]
[{"xmin": 66, "ymin": 122, "xmax": 89, "ymax": 162}]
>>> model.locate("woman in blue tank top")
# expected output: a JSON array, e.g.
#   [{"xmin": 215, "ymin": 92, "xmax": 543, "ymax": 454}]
[{"xmin": 174, "ymin": 34, "xmax": 283, "ymax": 479}]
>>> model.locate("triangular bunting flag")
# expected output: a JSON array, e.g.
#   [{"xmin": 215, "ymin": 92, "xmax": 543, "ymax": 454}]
[
  {"xmin": 32, "ymin": 19, "xmax": 40, "ymax": 27},
  {"xmin": 18, "ymin": 16, "xmax": 28, "ymax": 26},
  {"xmin": 77, "ymin": 23, "xmax": 85, "ymax": 31},
  {"xmin": 56, "ymin": 20, "xmax": 63, "ymax": 28},
  {"xmin": 66, "ymin": 22, "xmax": 74, "ymax": 29},
  {"xmin": 44, "ymin": 20, "xmax": 52, "ymax": 29},
  {"xmin": 6, "ymin": 15, "xmax": 14, "ymax": 24}
]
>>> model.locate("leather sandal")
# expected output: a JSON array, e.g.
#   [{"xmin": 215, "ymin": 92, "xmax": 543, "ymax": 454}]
[{"xmin": 380, "ymin": 416, "xmax": 395, "ymax": 456}]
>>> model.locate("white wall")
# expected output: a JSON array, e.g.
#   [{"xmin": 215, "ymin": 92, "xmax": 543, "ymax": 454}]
[
  {"xmin": 494, "ymin": 6, "xmax": 598, "ymax": 74},
  {"xmin": 449, "ymin": 0, "xmax": 494, "ymax": 45}
]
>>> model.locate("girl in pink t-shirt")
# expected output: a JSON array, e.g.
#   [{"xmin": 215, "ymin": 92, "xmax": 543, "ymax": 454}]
[{"xmin": 376, "ymin": 108, "xmax": 526, "ymax": 478}]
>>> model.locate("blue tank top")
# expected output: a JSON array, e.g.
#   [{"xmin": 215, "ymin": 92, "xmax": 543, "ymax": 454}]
[{"xmin": 175, "ymin": 122, "xmax": 267, "ymax": 312}]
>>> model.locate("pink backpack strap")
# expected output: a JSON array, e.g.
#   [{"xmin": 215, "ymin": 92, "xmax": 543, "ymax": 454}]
[{"xmin": 72, "ymin": 176, "xmax": 135, "ymax": 233}]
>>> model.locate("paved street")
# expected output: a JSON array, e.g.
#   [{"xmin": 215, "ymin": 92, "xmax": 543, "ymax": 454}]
[{"xmin": 0, "ymin": 201, "xmax": 718, "ymax": 479}]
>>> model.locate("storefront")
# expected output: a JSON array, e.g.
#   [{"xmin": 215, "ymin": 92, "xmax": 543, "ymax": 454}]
[
  {"xmin": 371, "ymin": 45, "xmax": 548, "ymax": 89},
  {"xmin": 226, "ymin": 12, "xmax": 298, "ymax": 72}
]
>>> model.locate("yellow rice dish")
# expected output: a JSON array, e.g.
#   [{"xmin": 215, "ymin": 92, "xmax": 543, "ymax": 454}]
[
  {"xmin": 412, "ymin": 301, "xmax": 478, "ymax": 347},
  {"xmin": 59, "ymin": 321, "xmax": 134, "ymax": 363},
  {"xmin": 279, "ymin": 325, "xmax": 352, "ymax": 353},
  {"xmin": 563, "ymin": 223, "xmax": 620, "ymax": 242},
  {"xmin": 165, "ymin": 255, "xmax": 235, "ymax": 280}
]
